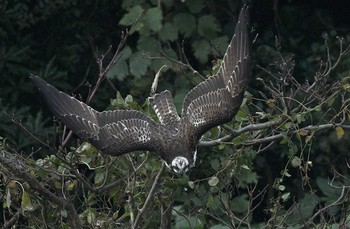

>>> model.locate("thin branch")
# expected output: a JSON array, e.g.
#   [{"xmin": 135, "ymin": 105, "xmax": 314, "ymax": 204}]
[
  {"xmin": 305, "ymin": 186, "xmax": 346, "ymax": 226},
  {"xmin": 132, "ymin": 163, "xmax": 166, "ymax": 229},
  {"xmin": 245, "ymin": 123, "xmax": 350, "ymax": 146},
  {"xmin": 0, "ymin": 151, "xmax": 82, "ymax": 228},
  {"xmin": 198, "ymin": 118, "xmax": 283, "ymax": 147}
]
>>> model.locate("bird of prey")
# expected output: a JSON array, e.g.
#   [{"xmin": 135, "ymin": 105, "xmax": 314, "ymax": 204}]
[{"xmin": 31, "ymin": 6, "xmax": 251, "ymax": 174}]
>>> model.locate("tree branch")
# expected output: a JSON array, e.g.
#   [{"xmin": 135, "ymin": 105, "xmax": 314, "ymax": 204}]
[
  {"xmin": 132, "ymin": 163, "xmax": 166, "ymax": 229},
  {"xmin": 0, "ymin": 151, "xmax": 82, "ymax": 228},
  {"xmin": 198, "ymin": 118, "xmax": 283, "ymax": 147}
]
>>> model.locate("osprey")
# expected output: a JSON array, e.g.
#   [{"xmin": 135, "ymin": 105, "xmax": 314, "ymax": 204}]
[{"xmin": 31, "ymin": 6, "xmax": 251, "ymax": 174}]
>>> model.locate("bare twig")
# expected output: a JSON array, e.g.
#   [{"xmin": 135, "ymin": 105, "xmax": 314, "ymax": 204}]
[
  {"xmin": 0, "ymin": 151, "xmax": 82, "ymax": 228},
  {"xmin": 305, "ymin": 186, "xmax": 346, "ymax": 226},
  {"xmin": 132, "ymin": 163, "xmax": 166, "ymax": 228},
  {"xmin": 198, "ymin": 118, "xmax": 283, "ymax": 147}
]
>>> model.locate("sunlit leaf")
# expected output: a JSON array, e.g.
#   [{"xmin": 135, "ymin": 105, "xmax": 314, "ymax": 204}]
[
  {"xmin": 94, "ymin": 171, "xmax": 105, "ymax": 184},
  {"xmin": 291, "ymin": 156, "xmax": 301, "ymax": 167},
  {"xmin": 208, "ymin": 176, "xmax": 219, "ymax": 186},
  {"xmin": 314, "ymin": 105, "xmax": 321, "ymax": 112},
  {"xmin": 67, "ymin": 180, "xmax": 77, "ymax": 190},
  {"xmin": 298, "ymin": 129, "xmax": 310, "ymax": 136},
  {"xmin": 278, "ymin": 185, "xmax": 286, "ymax": 191},
  {"xmin": 281, "ymin": 192, "xmax": 290, "ymax": 202},
  {"xmin": 21, "ymin": 191, "xmax": 33, "ymax": 211},
  {"xmin": 267, "ymin": 99, "xmax": 276, "ymax": 108},
  {"xmin": 335, "ymin": 126, "xmax": 344, "ymax": 139},
  {"xmin": 61, "ymin": 209, "xmax": 67, "ymax": 218},
  {"xmin": 342, "ymin": 83, "xmax": 350, "ymax": 91},
  {"xmin": 87, "ymin": 210, "xmax": 96, "ymax": 224}
]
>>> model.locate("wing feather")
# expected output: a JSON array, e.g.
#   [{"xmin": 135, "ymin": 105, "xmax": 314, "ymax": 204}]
[
  {"xmin": 30, "ymin": 75, "xmax": 160, "ymax": 156},
  {"xmin": 180, "ymin": 6, "xmax": 251, "ymax": 141},
  {"xmin": 149, "ymin": 90, "xmax": 180, "ymax": 126}
]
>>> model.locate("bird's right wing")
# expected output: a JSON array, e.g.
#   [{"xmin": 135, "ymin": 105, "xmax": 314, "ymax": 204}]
[
  {"xmin": 30, "ymin": 75, "xmax": 161, "ymax": 156},
  {"xmin": 218, "ymin": 5, "xmax": 251, "ymax": 97},
  {"xmin": 180, "ymin": 6, "xmax": 251, "ymax": 142}
]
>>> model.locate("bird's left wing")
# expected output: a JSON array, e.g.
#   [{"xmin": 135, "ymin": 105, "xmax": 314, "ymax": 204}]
[{"xmin": 30, "ymin": 75, "xmax": 161, "ymax": 156}]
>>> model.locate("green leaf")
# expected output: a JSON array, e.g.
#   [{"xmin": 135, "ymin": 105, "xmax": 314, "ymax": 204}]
[
  {"xmin": 206, "ymin": 194, "xmax": 214, "ymax": 207},
  {"xmin": 211, "ymin": 36, "xmax": 230, "ymax": 55},
  {"xmin": 119, "ymin": 5, "xmax": 143, "ymax": 26},
  {"xmin": 335, "ymin": 126, "xmax": 345, "ymax": 139},
  {"xmin": 144, "ymin": 7, "xmax": 163, "ymax": 32},
  {"xmin": 61, "ymin": 209, "xmax": 67, "ymax": 218},
  {"xmin": 129, "ymin": 51, "xmax": 151, "ymax": 78},
  {"xmin": 314, "ymin": 105, "xmax": 321, "ymax": 112},
  {"xmin": 159, "ymin": 22, "xmax": 178, "ymax": 41},
  {"xmin": 111, "ymin": 91, "xmax": 126, "ymax": 109},
  {"xmin": 208, "ymin": 176, "xmax": 219, "ymax": 186},
  {"xmin": 316, "ymin": 177, "xmax": 342, "ymax": 198},
  {"xmin": 87, "ymin": 209, "xmax": 96, "ymax": 224},
  {"xmin": 192, "ymin": 39, "xmax": 210, "ymax": 63},
  {"xmin": 173, "ymin": 13, "xmax": 196, "ymax": 37},
  {"xmin": 281, "ymin": 192, "xmax": 291, "ymax": 202},
  {"xmin": 150, "ymin": 47, "xmax": 178, "ymax": 71},
  {"xmin": 106, "ymin": 46, "xmax": 132, "ymax": 80},
  {"xmin": 191, "ymin": 196, "xmax": 202, "ymax": 206},
  {"xmin": 210, "ymin": 158, "xmax": 220, "ymax": 171},
  {"xmin": 291, "ymin": 156, "xmax": 301, "ymax": 167},
  {"xmin": 137, "ymin": 35, "xmax": 161, "ymax": 56},
  {"xmin": 122, "ymin": 0, "xmax": 144, "ymax": 9},
  {"xmin": 197, "ymin": 15, "xmax": 220, "ymax": 38},
  {"xmin": 21, "ymin": 191, "xmax": 33, "ymax": 211},
  {"xmin": 231, "ymin": 194, "xmax": 249, "ymax": 213},
  {"xmin": 125, "ymin": 94, "xmax": 133, "ymax": 104},
  {"xmin": 188, "ymin": 181, "xmax": 194, "ymax": 189},
  {"xmin": 210, "ymin": 225, "xmax": 231, "ymax": 229},
  {"xmin": 185, "ymin": 0, "xmax": 205, "ymax": 13},
  {"xmin": 284, "ymin": 122, "xmax": 292, "ymax": 129},
  {"xmin": 342, "ymin": 83, "xmax": 350, "ymax": 91},
  {"xmin": 278, "ymin": 185, "xmax": 286, "ymax": 191},
  {"xmin": 286, "ymin": 193, "xmax": 319, "ymax": 225},
  {"xmin": 67, "ymin": 180, "xmax": 76, "ymax": 191},
  {"xmin": 94, "ymin": 171, "xmax": 105, "ymax": 185}
]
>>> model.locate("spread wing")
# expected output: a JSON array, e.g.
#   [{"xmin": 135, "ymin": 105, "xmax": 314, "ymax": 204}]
[
  {"xmin": 30, "ymin": 75, "xmax": 161, "ymax": 156},
  {"xmin": 180, "ymin": 6, "xmax": 251, "ymax": 142},
  {"xmin": 148, "ymin": 90, "xmax": 180, "ymax": 127}
]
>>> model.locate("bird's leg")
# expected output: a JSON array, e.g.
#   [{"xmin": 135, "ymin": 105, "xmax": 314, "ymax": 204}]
[{"xmin": 150, "ymin": 65, "xmax": 168, "ymax": 97}]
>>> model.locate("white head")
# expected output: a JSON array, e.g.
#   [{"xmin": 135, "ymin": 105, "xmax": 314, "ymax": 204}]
[
  {"xmin": 166, "ymin": 150, "xmax": 197, "ymax": 174},
  {"xmin": 170, "ymin": 156, "xmax": 189, "ymax": 174}
]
